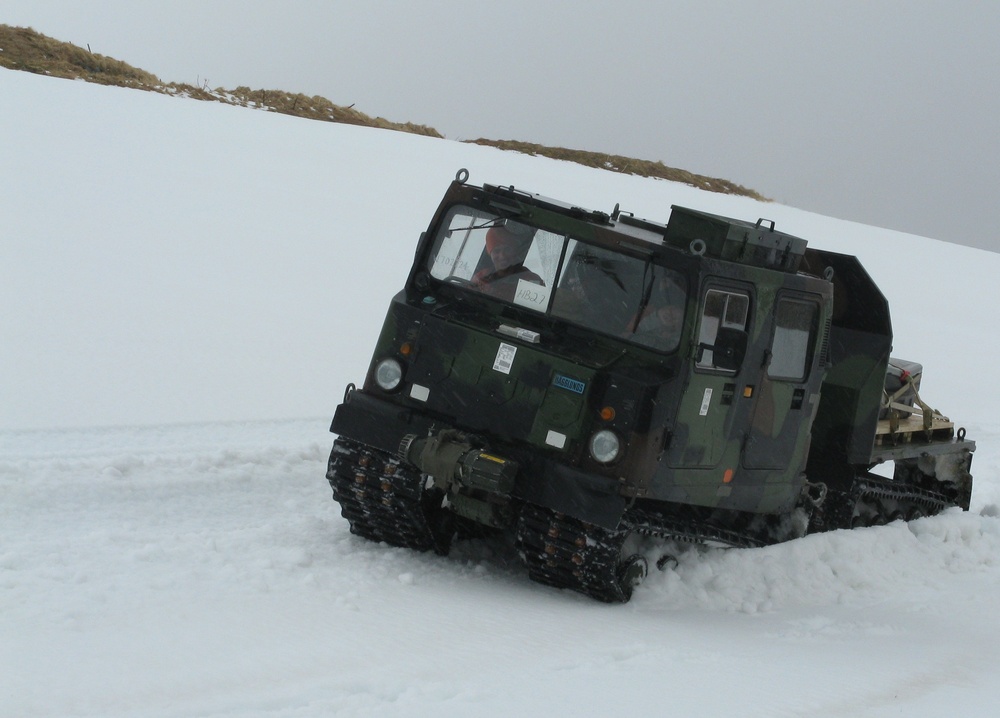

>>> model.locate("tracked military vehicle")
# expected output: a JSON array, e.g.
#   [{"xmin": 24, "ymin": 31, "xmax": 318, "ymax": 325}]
[{"xmin": 326, "ymin": 169, "xmax": 975, "ymax": 602}]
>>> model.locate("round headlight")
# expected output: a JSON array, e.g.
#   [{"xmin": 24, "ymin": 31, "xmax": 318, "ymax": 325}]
[
  {"xmin": 374, "ymin": 358, "xmax": 403, "ymax": 391},
  {"xmin": 588, "ymin": 429, "xmax": 621, "ymax": 464}
]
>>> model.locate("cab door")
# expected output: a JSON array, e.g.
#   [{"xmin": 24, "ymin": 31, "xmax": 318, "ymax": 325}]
[
  {"xmin": 666, "ymin": 285, "xmax": 754, "ymax": 469},
  {"xmin": 742, "ymin": 295, "xmax": 823, "ymax": 470}
]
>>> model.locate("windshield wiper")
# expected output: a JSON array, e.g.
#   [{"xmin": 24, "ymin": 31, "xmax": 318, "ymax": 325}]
[
  {"xmin": 629, "ymin": 263, "xmax": 655, "ymax": 333},
  {"xmin": 449, "ymin": 219, "xmax": 501, "ymax": 235}
]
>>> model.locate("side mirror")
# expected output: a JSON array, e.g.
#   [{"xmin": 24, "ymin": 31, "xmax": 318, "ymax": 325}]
[{"xmin": 698, "ymin": 327, "xmax": 748, "ymax": 371}]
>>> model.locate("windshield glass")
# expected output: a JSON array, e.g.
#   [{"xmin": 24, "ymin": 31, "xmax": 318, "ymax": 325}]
[{"xmin": 427, "ymin": 205, "xmax": 687, "ymax": 352}]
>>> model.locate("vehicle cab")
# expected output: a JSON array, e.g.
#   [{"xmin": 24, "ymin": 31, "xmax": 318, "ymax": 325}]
[{"xmin": 332, "ymin": 172, "xmax": 832, "ymax": 531}]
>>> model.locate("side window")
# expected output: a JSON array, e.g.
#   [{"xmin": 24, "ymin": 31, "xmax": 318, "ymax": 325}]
[
  {"xmin": 768, "ymin": 299, "xmax": 818, "ymax": 381},
  {"xmin": 696, "ymin": 289, "xmax": 749, "ymax": 371}
]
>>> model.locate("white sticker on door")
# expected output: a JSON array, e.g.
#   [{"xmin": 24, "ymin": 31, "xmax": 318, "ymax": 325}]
[{"xmin": 699, "ymin": 387, "xmax": 713, "ymax": 416}]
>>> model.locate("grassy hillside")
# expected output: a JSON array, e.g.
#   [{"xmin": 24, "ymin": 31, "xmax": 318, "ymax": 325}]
[
  {"xmin": 0, "ymin": 24, "xmax": 766, "ymax": 199},
  {"xmin": 0, "ymin": 24, "xmax": 440, "ymax": 137},
  {"xmin": 467, "ymin": 139, "xmax": 766, "ymax": 198}
]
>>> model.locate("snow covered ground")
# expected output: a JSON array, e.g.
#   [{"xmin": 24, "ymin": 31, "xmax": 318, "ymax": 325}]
[{"xmin": 3, "ymin": 68, "xmax": 1000, "ymax": 717}]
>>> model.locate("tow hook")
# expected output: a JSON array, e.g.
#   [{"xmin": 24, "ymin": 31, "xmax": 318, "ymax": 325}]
[{"xmin": 802, "ymin": 479, "xmax": 828, "ymax": 508}]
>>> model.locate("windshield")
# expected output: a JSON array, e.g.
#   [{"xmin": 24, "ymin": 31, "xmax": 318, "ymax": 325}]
[{"xmin": 426, "ymin": 205, "xmax": 687, "ymax": 352}]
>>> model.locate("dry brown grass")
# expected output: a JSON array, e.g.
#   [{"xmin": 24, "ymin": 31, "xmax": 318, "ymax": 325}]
[
  {"xmin": 2, "ymin": 24, "xmax": 765, "ymax": 198},
  {"xmin": 0, "ymin": 24, "xmax": 158, "ymax": 86},
  {"xmin": 213, "ymin": 86, "xmax": 441, "ymax": 136},
  {"xmin": 465, "ymin": 139, "xmax": 768, "ymax": 200},
  {"xmin": 0, "ymin": 24, "xmax": 441, "ymax": 138}
]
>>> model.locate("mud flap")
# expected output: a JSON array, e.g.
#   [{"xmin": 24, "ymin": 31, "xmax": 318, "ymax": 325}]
[{"xmin": 521, "ymin": 461, "xmax": 627, "ymax": 530}]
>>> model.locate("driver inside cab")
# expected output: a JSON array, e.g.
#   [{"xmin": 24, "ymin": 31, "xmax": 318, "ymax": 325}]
[{"xmin": 472, "ymin": 222, "xmax": 544, "ymax": 301}]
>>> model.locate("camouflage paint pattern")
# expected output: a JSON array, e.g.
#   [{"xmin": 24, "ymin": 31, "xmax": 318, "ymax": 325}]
[{"xmin": 332, "ymin": 175, "xmax": 940, "ymax": 532}]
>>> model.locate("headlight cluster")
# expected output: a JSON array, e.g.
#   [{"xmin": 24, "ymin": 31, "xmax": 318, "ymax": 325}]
[
  {"xmin": 374, "ymin": 357, "xmax": 403, "ymax": 391},
  {"xmin": 588, "ymin": 429, "xmax": 620, "ymax": 464}
]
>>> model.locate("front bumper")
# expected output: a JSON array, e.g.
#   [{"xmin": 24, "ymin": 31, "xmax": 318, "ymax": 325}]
[{"xmin": 330, "ymin": 388, "xmax": 628, "ymax": 529}]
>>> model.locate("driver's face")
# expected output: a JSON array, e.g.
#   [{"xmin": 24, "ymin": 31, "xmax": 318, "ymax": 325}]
[{"xmin": 489, "ymin": 240, "xmax": 526, "ymax": 270}]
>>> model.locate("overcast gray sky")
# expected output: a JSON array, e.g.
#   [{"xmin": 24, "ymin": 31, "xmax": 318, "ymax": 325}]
[{"xmin": 6, "ymin": 1, "xmax": 999, "ymax": 250}]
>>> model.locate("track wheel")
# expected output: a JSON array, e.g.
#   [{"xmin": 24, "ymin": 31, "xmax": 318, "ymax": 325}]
[{"xmin": 617, "ymin": 554, "xmax": 648, "ymax": 599}]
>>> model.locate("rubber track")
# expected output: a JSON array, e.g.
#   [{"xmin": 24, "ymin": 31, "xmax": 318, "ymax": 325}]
[
  {"xmin": 626, "ymin": 507, "xmax": 765, "ymax": 549},
  {"xmin": 851, "ymin": 474, "xmax": 953, "ymax": 524},
  {"xmin": 515, "ymin": 504, "xmax": 631, "ymax": 603},
  {"xmin": 327, "ymin": 438, "xmax": 449, "ymax": 554},
  {"xmin": 328, "ymin": 438, "xmax": 964, "ymax": 603}
]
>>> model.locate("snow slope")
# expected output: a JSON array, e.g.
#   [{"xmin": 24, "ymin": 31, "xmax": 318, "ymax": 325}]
[{"xmin": 3, "ymin": 68, "xmax": 1000, "ymax": 717}]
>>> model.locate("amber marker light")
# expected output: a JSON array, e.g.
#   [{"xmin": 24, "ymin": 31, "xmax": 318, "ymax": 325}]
[
  {"xmin": 599, "ymin": 406, "xmax": 616, "ymax": 422},
  {"xmin": 723, "ymin": 468, "xmax": 735, "ymax": 484},
  {"xmin": 399, "ymin": 342, "xmax": 413, "ymax": 356}
]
